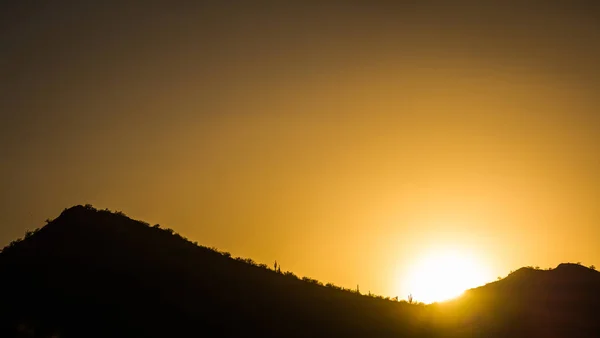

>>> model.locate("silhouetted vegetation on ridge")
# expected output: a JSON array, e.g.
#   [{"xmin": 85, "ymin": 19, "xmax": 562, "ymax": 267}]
[{"xmin": 1, "ymin": 205, "xmax": 600, "ymax": 338}]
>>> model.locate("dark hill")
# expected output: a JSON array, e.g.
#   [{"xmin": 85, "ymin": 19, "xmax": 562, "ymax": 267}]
[
  {"xmin": 434, "ymin": 263, "xmax": 600, "ymax": 337},
  {"xmin": 1, "ymin": 205, "xmax": 600, "ymax": 338},
  {"xmin": 0, "ymin": 206, "xmax": 433, "ymax": 338}
]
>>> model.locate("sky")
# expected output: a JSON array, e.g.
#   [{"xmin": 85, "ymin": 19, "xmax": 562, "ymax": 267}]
[{"xmin": 1, "ymin": 1, "xmax": 600, "ymax": 301}]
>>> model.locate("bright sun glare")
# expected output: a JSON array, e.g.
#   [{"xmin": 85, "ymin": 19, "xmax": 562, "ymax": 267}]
[{"xmin": 405, "ymin": 250, "xmax": 489, "ymax": 304}]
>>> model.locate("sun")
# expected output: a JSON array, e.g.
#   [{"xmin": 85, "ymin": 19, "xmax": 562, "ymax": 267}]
[{"xmin": 405, "ymin": 250, "xmax": 490, "ymax": 304}]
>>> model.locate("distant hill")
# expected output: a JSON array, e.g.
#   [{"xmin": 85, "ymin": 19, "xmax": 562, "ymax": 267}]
[
  {"xmin": 434, "ymin": 262, "xmax": 600, "ymax": 337},
  {"xmin": 1, "ymin": 205, "xmax": 599, "ymax": 337}
]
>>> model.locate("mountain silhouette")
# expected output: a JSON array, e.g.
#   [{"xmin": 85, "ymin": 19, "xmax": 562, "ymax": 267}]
[
  {"xmin": 0, "ymin": 205, "xmax": 432, "ymax": 338},
  {"xmin": 434, "ymin": 263, "xmax": 600, "ymax": 337},
  {"xmin": 1, "ymin": 205, "xmax": 599, "ymax": 337}
]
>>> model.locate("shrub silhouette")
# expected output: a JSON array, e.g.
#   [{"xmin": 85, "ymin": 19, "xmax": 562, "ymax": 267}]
[{"xmin": 283, "ymin": 271, "xmax": 298, "ymax": 279}]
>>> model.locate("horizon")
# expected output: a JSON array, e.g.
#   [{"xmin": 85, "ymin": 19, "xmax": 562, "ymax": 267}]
[
  {"xmin": 2, "ymin": 1, "xmax": 600, "ymax": 304},
  {"xmin": 4, "ymin": 204, "xmax": 597, "ymax": 304},
  {"xmin": 5, "ymin": 203, "xmax": 598, "ymax": 305}
]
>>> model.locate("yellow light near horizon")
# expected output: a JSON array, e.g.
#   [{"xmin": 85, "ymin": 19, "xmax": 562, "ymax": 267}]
[{"xmin": 405, "ymin": 250, "xmax": 490, "ymax": 304}]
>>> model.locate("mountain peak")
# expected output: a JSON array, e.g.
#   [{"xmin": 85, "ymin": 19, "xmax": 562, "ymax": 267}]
[
  {"xmin": 555, "ymin": 262, "xmax": 594, "ymax": 271},
  {"xmin": 57, "ymin": 204, "xmax": 124, "ymax": 221},
  {"xmin": 553, "ymin": 262, "xmax": 598, "ymax": 278},
  {"xmin": 59, "ymin": 204, "xmax": 94, "ymax": 215}
]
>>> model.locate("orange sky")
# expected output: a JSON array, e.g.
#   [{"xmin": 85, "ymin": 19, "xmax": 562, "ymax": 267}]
[{"xmin": 1, "ymin": 1, "xmax": 599, "ymax": 299}]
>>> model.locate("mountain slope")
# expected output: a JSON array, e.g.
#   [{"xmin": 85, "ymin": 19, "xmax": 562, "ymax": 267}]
[
  {"xmin": 434, "ymin": 263, "xmax": 600, "ymax": 337},
  {"xmin": 0, "ymin": 205, "xmax": 433, "ymax": 338}
]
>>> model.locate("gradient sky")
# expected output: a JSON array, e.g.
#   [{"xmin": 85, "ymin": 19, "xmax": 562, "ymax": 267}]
[{"xmin": 1, "ymin": 1, "xmax": 600, "ymax": 299}]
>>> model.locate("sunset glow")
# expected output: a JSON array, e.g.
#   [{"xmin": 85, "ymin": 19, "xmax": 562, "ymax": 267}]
[
  {"xmin": 405, "ymin": 250, "xmax": 491, "ymax": 304},
  {"xmin": 2, "ymin": 1, "xmax": 600, "ymax": 303}
]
